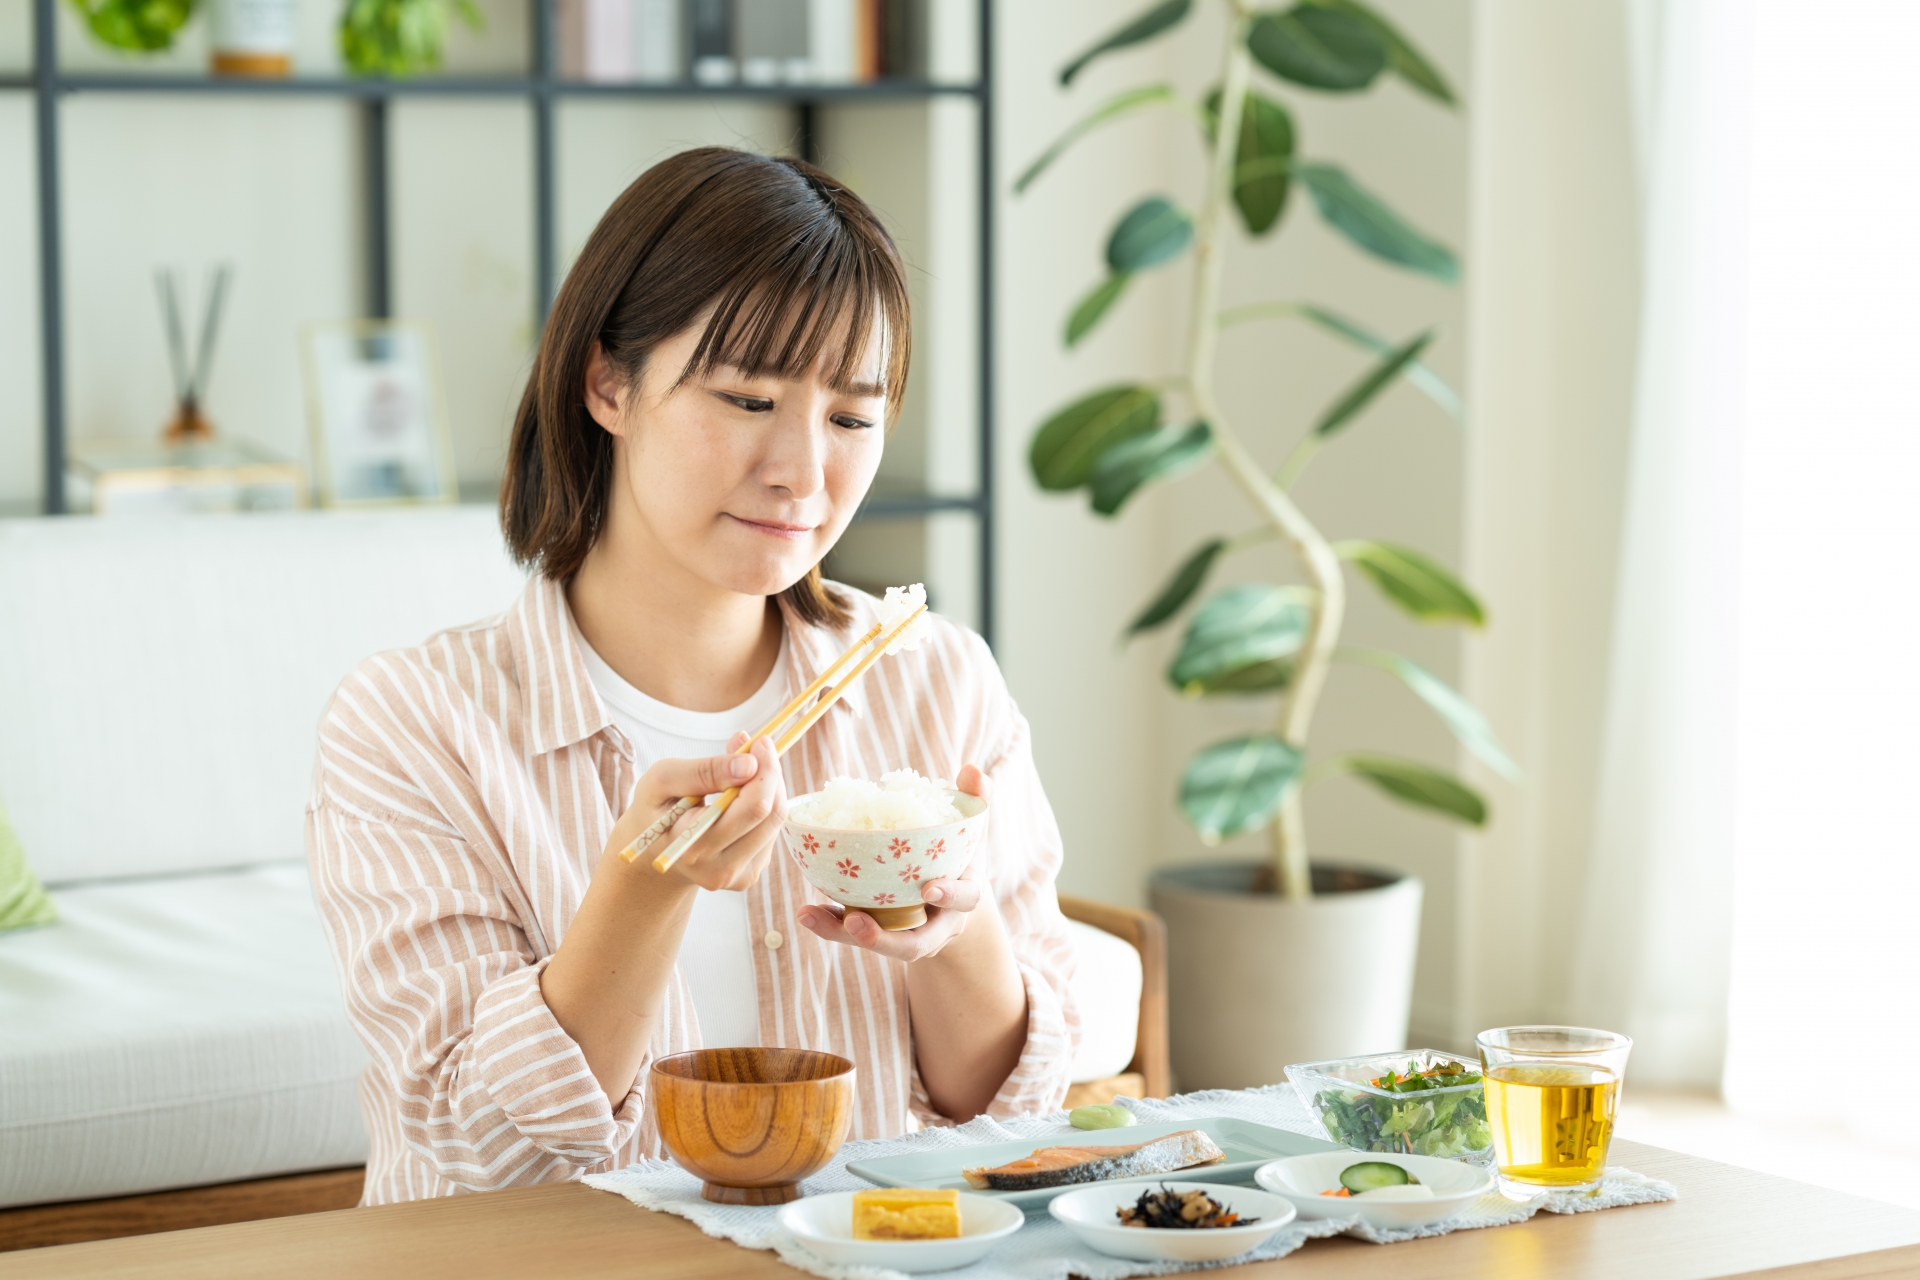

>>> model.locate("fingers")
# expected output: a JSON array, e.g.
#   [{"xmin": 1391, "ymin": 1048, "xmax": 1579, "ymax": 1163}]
[
  {"xmin": 639, "ymin": 746, "xmax": 757, "ymax": 813},
  {"xmin": 957, "ymin": 763, "xmax": 992, "ymax": 801},
  {"xmin": 919, "ymin": 876, "xmax": 980, "ymax": 912},
  {"xmin": 669, "ymin": 737, "xmax": 786, "ymax": 891},
  {"xmin": 795, "ymin": 900, "xmax": 966, "ymax": 961}
]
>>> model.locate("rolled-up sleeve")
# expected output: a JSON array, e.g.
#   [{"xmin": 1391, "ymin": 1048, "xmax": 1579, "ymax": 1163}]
[{"xmin": 307, "ymin": 783, "xmax": 642, "ymax": 1192}]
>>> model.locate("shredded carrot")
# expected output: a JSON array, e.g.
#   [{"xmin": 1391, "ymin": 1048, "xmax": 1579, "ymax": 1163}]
[{"xmin": 1319, "ymin": 1187, "xmax": 1351, "ymax": 1197}]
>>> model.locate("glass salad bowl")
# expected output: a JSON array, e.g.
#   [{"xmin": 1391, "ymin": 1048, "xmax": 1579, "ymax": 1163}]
[{"xmin": 1285, "ymin": 1049, "xmax": 1493, "ymax": 1166}]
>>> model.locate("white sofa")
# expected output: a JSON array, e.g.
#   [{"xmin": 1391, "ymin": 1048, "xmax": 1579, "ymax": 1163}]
[{"xmin": 0, "ymin": 509, "xmax": 1141, "ymax": 1210}]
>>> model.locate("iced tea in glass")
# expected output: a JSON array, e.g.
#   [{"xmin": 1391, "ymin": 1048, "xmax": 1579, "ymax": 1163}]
[{"xmin": 1477, "ymin": 1026, "xmax": 1632, "ymax": 1197}]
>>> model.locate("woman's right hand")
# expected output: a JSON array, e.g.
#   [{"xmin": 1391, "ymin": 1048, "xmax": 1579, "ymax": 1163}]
[{"xmin": 605, "ymin": 731, "xmax": 789, "ymax": 893}]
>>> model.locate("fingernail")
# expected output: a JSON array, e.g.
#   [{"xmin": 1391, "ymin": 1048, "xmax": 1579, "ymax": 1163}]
[
  {"xmin": 924, "ymin": 886, "xmax": 944, "ymax": 903},
  {"xmin": 730, "ymin": 756, "xmax": 756, "ymax": 780}
]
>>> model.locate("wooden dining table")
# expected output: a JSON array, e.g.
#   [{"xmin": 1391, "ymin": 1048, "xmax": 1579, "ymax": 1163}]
[{"xmin": 8, "ymin": 1140, "xmax": 1920, "ymax": 1279}]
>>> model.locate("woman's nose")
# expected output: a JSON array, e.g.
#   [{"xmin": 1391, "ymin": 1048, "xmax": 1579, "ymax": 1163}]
[{"xmin": 761, "ymin": 411, "xmax": 829, "ymax": 498}]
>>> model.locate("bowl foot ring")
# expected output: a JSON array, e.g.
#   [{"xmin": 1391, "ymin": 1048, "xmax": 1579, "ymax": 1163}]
[
  {"xmin": 701, "ymin": 1180, "xmax": 801, "ymax": 1205},
  {"xmin": 848, "ymin": 903, "xmax": 928, "ymax": 931}
]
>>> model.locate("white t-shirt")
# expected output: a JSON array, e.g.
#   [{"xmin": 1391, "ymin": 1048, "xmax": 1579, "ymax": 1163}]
[{"xmin": 572, "ymin": 621, "xmax": 788, "ymax": 1049}]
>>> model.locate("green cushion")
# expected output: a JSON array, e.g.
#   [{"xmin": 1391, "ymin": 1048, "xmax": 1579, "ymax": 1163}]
[{"xmin": 0, "ymin": 796, "xmax": 57, "ymax": 931}]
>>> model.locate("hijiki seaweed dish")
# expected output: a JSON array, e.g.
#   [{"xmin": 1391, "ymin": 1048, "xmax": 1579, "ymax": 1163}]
[{"xmin": 1116, "ymin": 1185, "xmax": 1257, "ymax": 1230}]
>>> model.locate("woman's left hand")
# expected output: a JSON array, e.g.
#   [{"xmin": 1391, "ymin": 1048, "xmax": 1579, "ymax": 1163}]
[{"xmin": 794, "ymin": 763, "xmax": 993, "ymax": 963}]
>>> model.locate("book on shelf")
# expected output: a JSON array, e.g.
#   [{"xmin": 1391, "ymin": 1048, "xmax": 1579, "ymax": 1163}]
[
  {"xmin": 557, "ymin": 0, "xmax": 680, "ymax": 81},
  {"xmin": 554, "ymin": 0, "xmax": 927, "ymax": 86}
]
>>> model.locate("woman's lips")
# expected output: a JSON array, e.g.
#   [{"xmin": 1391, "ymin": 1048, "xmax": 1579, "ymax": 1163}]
[{"xmin": 728, "ymin": 514, "xmax": 814, "ymax": 541}]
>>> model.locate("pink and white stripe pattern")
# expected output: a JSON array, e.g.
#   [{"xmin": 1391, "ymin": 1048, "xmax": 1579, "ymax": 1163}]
[{"xmin": 305, "ymin": 575, "xmax": 1079, "ymax": 1205}]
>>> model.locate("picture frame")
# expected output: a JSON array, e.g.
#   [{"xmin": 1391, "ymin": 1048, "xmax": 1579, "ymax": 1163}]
[{"xmin": 301, "ymin": 320, "xmax": 458, "ymax": 507}]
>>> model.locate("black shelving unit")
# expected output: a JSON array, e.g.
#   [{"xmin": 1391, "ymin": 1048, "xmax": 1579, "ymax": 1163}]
[{"xmin": 11, "ymin": 0, "xmax": 997, "ymax": 645}]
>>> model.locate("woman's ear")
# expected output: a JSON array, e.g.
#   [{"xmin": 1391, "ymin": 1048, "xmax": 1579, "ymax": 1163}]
[{"xmin": 583, "ymin": 342, "xmax": 628, "ymax": 436}]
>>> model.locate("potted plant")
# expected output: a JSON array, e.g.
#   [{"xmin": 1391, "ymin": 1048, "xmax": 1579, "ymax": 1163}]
[
  {"xmin": 67, "ymin": 0, "xmax": 197, "ymax": 53},
  {"xmin": 1017, "ymin": 0, "xmax": 1512, "ymax": 1087},
  {"xmin": 339, "ymin": 0, "xmax": 480, "ymax": 76}
]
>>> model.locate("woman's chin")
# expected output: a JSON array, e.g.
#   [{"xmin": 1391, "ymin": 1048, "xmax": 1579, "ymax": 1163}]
[{"xmin": 706, "ymin": 558, "xmax": 817, "ymax": 601}]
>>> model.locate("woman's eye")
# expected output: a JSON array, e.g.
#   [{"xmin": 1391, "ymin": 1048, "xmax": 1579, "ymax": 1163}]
[
  {"xmin": 720, "ymin": 393, "xmax": 774, "ymax": 412},
  {"xmin": 832, "ymin": 413, "xmax": 877, "ymax": 431}
]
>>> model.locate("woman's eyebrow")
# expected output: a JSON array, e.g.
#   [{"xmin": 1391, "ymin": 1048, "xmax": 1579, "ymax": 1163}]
[{"xmin": 837, "ymin": 379, "xmax": 887, "ymax": 399}]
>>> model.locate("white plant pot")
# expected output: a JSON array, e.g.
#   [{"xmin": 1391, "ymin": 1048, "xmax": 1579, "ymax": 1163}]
[{"xmin": 1149, "ymin": 861, "xmax": 1423, "ymax": 1090}]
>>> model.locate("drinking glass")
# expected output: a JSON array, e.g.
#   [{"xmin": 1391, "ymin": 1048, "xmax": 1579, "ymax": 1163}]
[{"xmin": 1476, "ymin": 1026, "xmax": 1632, "ymax": 1198}]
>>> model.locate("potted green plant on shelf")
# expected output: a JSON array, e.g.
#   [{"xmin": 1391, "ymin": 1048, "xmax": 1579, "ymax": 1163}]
[
  {"xmin": 1018, "ymin": 0, "xmax": 1512, "ymax": 1087},
  {"xmin": 68, "ymin": 0, "xmax": 196, "ymax": 52},
  {"xmin": 339, "ymin": 0, "xmax": 480, "ymax": 76}
]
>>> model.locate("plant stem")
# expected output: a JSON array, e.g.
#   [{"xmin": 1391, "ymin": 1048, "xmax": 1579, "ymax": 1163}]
[{"xmin": 1185, "ymin": 1, "xmax": 1347, "ymax": 901}]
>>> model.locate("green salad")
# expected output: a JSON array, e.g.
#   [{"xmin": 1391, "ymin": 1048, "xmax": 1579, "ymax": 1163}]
[{"xmin": 1313, "ymin": 1060, "xmax": 1491, "ymax": 1160}]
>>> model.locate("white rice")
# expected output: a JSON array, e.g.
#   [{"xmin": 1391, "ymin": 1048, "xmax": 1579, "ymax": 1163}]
[
  {"xmin": 790, "ymin": 768, "xmax": 960, "ymax": 831},
  {"xmin": 877, "ymin": 583, "xmax": 930, "ymax": 655}
]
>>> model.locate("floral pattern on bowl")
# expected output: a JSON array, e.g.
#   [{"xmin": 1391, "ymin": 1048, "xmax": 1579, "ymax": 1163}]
[{"xmin": 785, "ymin": 789, "xmax": 987, "ymax": 912}]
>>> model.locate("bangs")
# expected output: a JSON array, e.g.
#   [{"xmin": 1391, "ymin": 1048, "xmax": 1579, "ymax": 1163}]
[{"xmin": 675, "ymin": 211, "xmax": 911, "ymax": 417}]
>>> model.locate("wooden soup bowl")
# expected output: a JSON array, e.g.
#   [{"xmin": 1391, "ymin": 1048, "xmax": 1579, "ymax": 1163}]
[{"xmin": 650, "ymin": 1048, "xmax": 856, "ymax": 1205}]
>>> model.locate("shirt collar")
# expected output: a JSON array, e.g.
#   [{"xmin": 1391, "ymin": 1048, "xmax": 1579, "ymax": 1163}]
[
  {"xmin": 508, "ymin": 575, "xmax": 614, "ymax": 758},
  {"xmin": 509, "ymin": 576, "xmax": 867, "ymax": 758}
]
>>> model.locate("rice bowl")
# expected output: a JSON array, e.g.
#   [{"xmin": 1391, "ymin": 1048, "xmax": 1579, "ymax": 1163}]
[{"xmin": 786, "ymin": 776, "xmax": 986, "ymax": 931}]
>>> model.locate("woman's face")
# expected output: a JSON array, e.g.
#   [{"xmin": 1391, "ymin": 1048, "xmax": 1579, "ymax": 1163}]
[{"xmin": 589, "ymin": 312, "xmax": 889, "ymax": 599}]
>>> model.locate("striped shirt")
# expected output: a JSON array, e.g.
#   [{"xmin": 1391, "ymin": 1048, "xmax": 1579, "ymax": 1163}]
[{"xmin": 305, "ymin": 575, "xmax": 1079, "ymax": 1205}]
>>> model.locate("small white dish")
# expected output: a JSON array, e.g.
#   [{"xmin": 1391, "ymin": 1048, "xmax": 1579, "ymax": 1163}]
[
  {"xmin": 1255, "ymin": 1150, "xmax": 1495, "ymax": 1231},
  {"xmin": 1047, "ymin": 1180, "xmax": 1296, "ymax": 1264},
  {"xmin": 778, "ymin": 1190, "xmax": 1023, "ymax": 1274}
]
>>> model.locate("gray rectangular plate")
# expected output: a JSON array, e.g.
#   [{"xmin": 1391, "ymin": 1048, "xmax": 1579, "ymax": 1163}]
[{"xmin": 844, "ymin": 1117, "xmax": 1342, "ymax": 1209}]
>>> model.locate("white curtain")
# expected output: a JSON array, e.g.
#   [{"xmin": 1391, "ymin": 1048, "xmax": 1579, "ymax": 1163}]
[
  {"xmin": 1572, "ymin": 0, "xmax": 1920, "ymax": 1101},
  {"xmin": 1567, "ymin": 0, "xmax": 1753, "ymax": 1088},
  {"xmin": 1721, "ymin": 1, "xmax": 1920, "ymax": 1124}
]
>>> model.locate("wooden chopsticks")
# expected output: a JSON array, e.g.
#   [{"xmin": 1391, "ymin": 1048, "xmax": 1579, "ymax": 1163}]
[{"xmin": 619, "ymin": 604, "xmax": 927, "ymax": 874}]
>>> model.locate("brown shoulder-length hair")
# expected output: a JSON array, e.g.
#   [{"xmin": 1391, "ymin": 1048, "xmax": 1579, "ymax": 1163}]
[{"xmin": 500, "ymin": 146, "xmax": 912, "ymax": 626}]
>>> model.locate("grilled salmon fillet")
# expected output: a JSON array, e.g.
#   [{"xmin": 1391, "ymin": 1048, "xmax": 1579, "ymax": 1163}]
[{"xmin": 961, "ymin": 1129, "xmax": 1226, "ymax": 1191}]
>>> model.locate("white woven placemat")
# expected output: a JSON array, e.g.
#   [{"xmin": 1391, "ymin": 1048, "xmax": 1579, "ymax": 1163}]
[{"xmin": 584, "ymin": 1084, "xmax": 1676, "ymax": 1279}]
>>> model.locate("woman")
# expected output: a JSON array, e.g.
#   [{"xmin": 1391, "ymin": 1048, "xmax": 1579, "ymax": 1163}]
[{"xmin": 306, "ymin": 147, "xmax": 1078, "ymax": 1204}]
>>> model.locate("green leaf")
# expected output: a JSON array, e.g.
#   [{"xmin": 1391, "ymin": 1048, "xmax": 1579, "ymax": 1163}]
[
  {"xmin": 1066, "ymin": 274, "xmax": 1131, "ymax": 348},
  {"xmin": 1336, "ymin": 540, "xmax": 1485, "ymax": 625},
  {"xmin": 1016, "ymin": 85, "xmax": 1181, "ymax": 194},
  {"xmin": 1293, "ymin": 304, "xmax": 1464, "ymax": 420},
  {"xmin": 1180, "ymin": 734, "xmax": 1304, "ymax": 842},
  {"xmin": 1107, "ymin": 197, "xmax": 1194, "ymax": 273},
  {"xmin": 1296, "ymin": 163, "xmax": 1459, "ymax": 281},
  {"xmin": 1315, "ymin": 329, "xmax": 1434, "ymax": 437},
  {"xmin": 1187, "ymin": 656, "xmax": 1298, "ymax": 695},
  {"xmin": 1125, "ymin": 539, "xmax": 1226, "ymax": 637},
  {"xmin": 1060, "ymin": 0, "xmax": 1193, "ymax": 86},
  {"xmin": 1337, "ymin": 648, "xmax": 1518, "ymax": 778},
  {"xmin": 1204, "ymin": 89, "xmax": 1296, "ymax": 236},
  {"xmin": 1331, "ymin": 754, "xmax": 1488, "ymax": 825},
  {"xmin": 1246, "ymin": 6, "xmax": 1386, "ymax": 92},
  {"xmin": 1309, "ymin": 0, "xmax": 1457, "ymax": 104},
  {"xmin": 1215, "ymin": 301, "xmax": 1465, "ymax": 421},
  {"xmin": 1090, "ymin": 421, "xmax": 1212, "ymax": 515},
  {"xmin": 1029, "ymin": 386, "xmax": 1160, "ymax": 491},
  {"xmin": 1169, "ymin": 584, "xmax": 1314, "ymax": 694}
]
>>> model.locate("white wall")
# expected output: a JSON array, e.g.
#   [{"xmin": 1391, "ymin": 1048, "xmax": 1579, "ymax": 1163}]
[{"xmin": 1456, "ymin": 0, "xmax": 1640, "ymax": 1046}]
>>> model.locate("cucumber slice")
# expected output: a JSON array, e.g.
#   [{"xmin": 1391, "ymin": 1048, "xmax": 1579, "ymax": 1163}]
[
  {"xmin": 1068, "ymin": 1103, "xmax": 1137, "ymax": 1130},
  {"xmin": 1339, "ymin": 1161, "xmax": 1412, "ymax": 1194}
]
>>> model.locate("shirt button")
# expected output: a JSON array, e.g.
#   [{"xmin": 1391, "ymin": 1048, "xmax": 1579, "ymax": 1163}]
[{"xmin": 764, "ymin": 930, "xmax": 784, "ymax": 950}]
